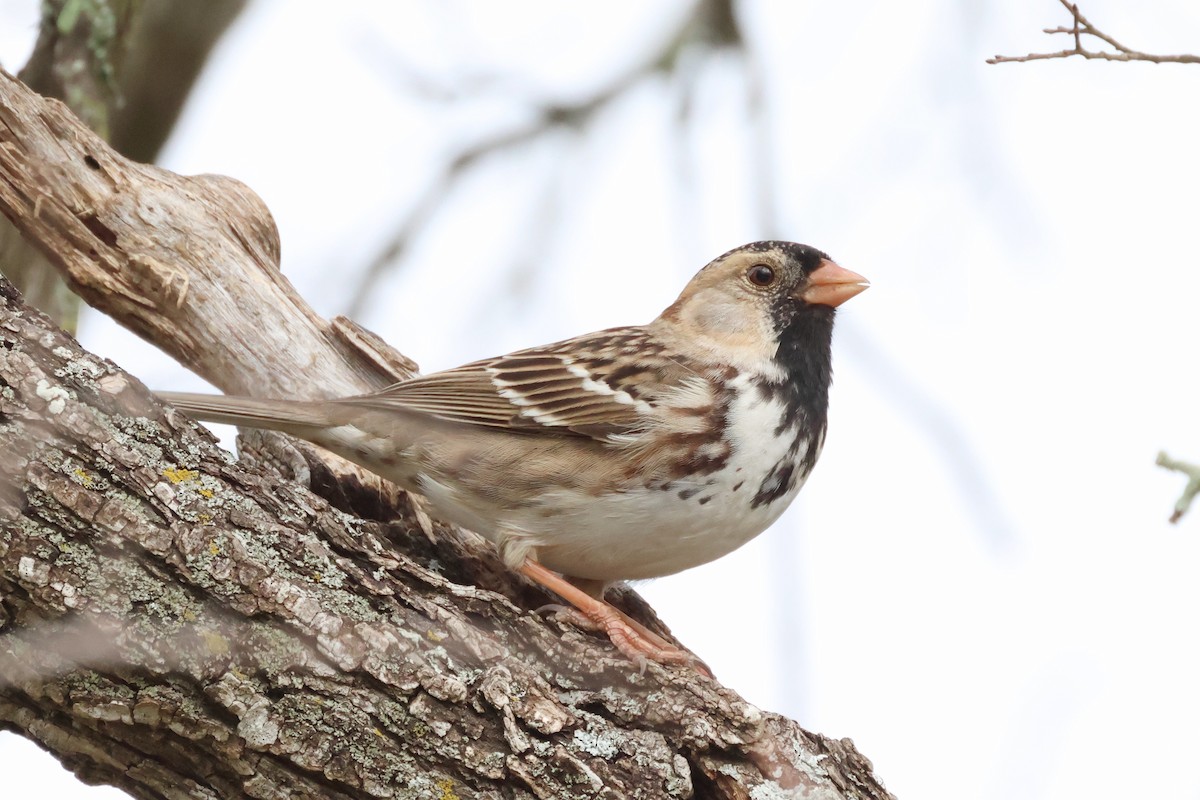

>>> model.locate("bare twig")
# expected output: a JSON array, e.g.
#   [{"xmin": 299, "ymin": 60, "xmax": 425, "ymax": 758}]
[
  {"xmin": 988, "ymin": 0, "xmax": 1200, "ymax": 65},
  {"xmin": 1157, "ymin": 451, "xmax": 1200, "ymax": 523}
]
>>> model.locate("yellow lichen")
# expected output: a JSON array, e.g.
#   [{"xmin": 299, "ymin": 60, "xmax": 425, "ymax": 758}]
[
  {"xmin": 163, "ymin": 467, "xmax": 199, "ymax": 484},
  {"xmin": 200, "ymin": 629, "xmax": 229, "ymax": 656},
  {"xmin": 72, "ymin": 468, "xmax": 93, "ymax": 486},
  {"xmin": 438, "ymin": 778, "xmax": 459, "ymax": 800}
]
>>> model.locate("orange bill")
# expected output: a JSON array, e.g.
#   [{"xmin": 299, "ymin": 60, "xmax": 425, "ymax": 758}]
[{"xmin": 799, "ymin": 259, "xmax": 870, "ymax": 307}]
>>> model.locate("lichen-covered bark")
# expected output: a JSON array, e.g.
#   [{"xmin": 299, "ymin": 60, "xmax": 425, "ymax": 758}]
[{"xmin": 0, "ymin": 65, "xmax": 893, "ymax": 799}]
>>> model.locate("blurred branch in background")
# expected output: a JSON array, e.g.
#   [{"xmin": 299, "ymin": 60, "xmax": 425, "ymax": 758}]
[
  {"xmin": 988, "ymin": 0, "xmax": 1200, "ymax": 65},
  {"xmin": 840, "ymin": 325, "xmax": 1017, "ymax": 550},
  {"xmin": 1156, "ymin": 452, "xmax": 1200, "ymax": 523},
  {"xmin": 346, "ymin": 0, "xmax": 744, "ymax": 318},
  {"xmin": 0, "ymin": 0, "xmax": 245, "ymax": 331}
]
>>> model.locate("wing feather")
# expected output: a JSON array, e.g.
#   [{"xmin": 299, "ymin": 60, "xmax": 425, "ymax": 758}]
[{"xmin": 333, "ymin": 326, "xmax": 699, "ymax": 441}]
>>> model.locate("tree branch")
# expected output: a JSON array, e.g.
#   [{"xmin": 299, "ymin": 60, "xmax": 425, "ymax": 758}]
[
  {"xmin": 0, "ymin": 67, "xmax": 892, "ymax": 798},
  {"xmin": 1156, "ymin": 451, "xmax": 1200, "ymax": 523},
  {"xmin": 3, "ymin": 0, "xmax": 247, "ymax": 331},
  {"xmin": 988, "ymin": 0, "xmax": 1200, "ymax": 65}
]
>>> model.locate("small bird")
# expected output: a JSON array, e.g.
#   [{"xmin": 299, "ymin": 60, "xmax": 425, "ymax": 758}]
[{"xmin": 159, "ymin": 241, "xmax": 867, "ymax": 669}]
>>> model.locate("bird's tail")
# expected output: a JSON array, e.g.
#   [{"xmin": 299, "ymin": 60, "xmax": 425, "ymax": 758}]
[
  {"xmin": 160, "ymin": 391, "xmax": 424, "ymax": 488},
  {"xmin": 157, "ymin": 391, "xmax": 338, "ymax": 435}
]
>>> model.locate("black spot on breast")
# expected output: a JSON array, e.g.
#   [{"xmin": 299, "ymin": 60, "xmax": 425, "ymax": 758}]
[
  {"xmin": 751, "ymin": 461, "xmax": 796, "ymax": 509},
  {"xmin": 673, "ymin": 441, "xmax": 731, "ymax": 477},
  {"xmin": 732, "ymin": 481, "xmax": 743, "ymax": 492},
  {"xmin": 697, "ymin": 496, "xmax": 713, "ymax": 505},
  {"xmin": 678, "ymin": 487, "xmax": 701, "ymax": 500}
]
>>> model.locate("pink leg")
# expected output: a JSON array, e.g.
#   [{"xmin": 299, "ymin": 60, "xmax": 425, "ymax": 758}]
[{"xmin": 521, "ymin": 559, "xmax": 711, "ymax": 676}]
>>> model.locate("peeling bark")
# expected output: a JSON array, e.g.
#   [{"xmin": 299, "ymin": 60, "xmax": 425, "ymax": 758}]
[
  {"xmin": 0, "ymin": 67, "xmax": 893, "ymax": 799},
  {"xmin": 4, "ymin": 0, "xmax": 247, "ymax": 329}
]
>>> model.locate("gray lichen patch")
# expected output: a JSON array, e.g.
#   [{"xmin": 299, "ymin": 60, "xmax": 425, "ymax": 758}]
[
  {"xmin": 572, "ymin": 725, "xmax": 620, "ymax": 759},
  {"xmin": 34, "ymin": 378, "xmax": 71, "ymax": 414},
  {"xmin": 52, "ymin": 348, "xmax": 105, "ymax": 381},
  {"xmin": 101, "ymin": 413, "xmax": 170, "ymax": 469}
]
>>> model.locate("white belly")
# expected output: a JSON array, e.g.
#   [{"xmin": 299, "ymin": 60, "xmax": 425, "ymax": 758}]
[{"xmin": 529, "ymin": 384, "xmax": 819, "ymax": 581}]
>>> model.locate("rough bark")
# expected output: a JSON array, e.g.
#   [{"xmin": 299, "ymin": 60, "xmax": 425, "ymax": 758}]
[{"xmin": 0, "ymin": 67, "xmax": 893, "ymax": 799}]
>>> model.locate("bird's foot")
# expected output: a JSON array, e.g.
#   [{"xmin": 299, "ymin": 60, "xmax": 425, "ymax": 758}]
[{"xmin": 522, "ymin": 561, "xmax": 711, "ymax": 677}]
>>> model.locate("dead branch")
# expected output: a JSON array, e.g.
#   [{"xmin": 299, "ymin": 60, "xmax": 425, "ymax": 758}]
[
  {"xmin": 988, "ymin": 0, "xmax": 1200, "ymax": 65},
  {"xmin": 0, "ymin": 66, "xmax": 892, "ymax": 798},
  {"xmin": 4, "ymin": 0, "xmax": 247, "ymax": 330}
]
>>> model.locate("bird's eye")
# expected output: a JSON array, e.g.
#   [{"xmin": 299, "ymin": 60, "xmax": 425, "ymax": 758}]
[{"xmin": 747, "ymin": 264, "xmax": 776, "ymax": 287}]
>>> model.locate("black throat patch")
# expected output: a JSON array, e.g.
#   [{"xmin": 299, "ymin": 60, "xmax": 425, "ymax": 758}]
[{"xmin": 748, "ymin": 303, "xmax": 836, "ymax": 507}]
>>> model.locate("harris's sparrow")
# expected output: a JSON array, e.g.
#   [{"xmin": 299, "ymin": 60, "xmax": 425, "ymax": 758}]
[{"xmin": 159, "ymin": 241, "xmax": 868, "ymax": 669}]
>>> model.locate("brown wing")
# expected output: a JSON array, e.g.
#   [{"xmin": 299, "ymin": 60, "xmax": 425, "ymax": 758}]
[{"xmin": 335, "ymin": 326, "xmax": 697, "ymax": 441}]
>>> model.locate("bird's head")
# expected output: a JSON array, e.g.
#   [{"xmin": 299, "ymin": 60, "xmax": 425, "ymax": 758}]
[{"xmin": 657, "ymin": 241, "xmax": 868, "ymax": 370}]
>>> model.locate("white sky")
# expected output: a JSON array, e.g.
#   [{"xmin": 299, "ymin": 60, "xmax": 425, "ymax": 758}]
[{"xmin": 3, "ymin": 1, "xmax": 1200, "ymax": 798}]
